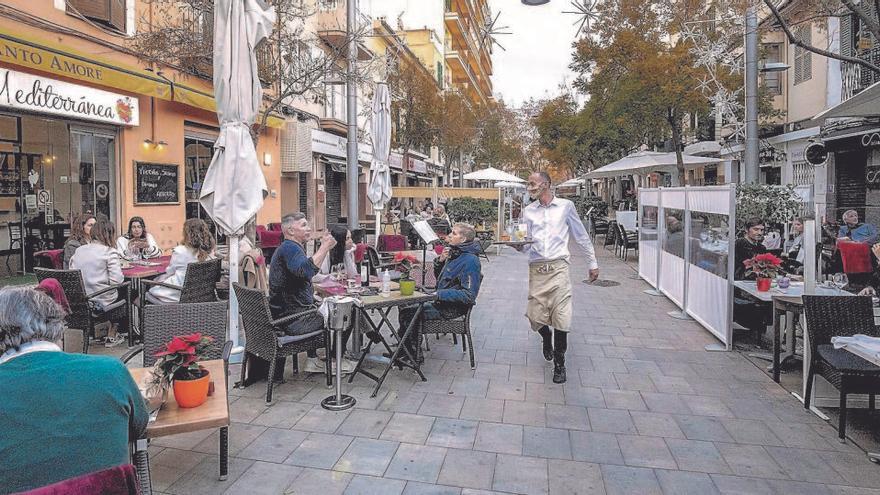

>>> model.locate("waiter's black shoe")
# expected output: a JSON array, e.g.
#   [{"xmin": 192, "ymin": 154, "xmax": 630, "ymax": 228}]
[
  {"xmin": 538, "ymin": 326, "xmax": 554, "ymax": 361},
  {"xmin": 552, "ymin": 351, "xmax": 567, "ymax": 384}
]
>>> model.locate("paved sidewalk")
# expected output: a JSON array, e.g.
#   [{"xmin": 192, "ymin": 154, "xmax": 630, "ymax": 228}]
[{"xmin": 146, "ymin": 246, "xmax": 880, "ymax": 495}]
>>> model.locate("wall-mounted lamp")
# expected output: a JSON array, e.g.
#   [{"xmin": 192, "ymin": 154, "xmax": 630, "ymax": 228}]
[
  {"xmin": 143, "ymin": 138, "xmax": 168, "ymax": 150},
  {"xmin": 263, "ymin": 152, "xmax": 272, "ymax": 167}
]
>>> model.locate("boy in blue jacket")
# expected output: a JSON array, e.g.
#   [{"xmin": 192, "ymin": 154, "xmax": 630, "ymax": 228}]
[{"xmin": 398, "ymin": 222, "xmax": 482, "ymax": 360}]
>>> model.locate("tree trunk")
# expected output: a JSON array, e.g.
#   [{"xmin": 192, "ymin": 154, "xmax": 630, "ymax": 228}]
[{"xmin": 668, "ymin": 110, "xmax": 685, "ymax": 186}]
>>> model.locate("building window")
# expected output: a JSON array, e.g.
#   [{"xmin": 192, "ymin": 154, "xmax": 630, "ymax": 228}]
[
  {"xmin": 319, "ymin": 0, "xmax": 338, "ymax": 11},
  {"xmin": 794, "ymin": 25, "xmax": 813, "ymax": 85},
  {"xmin": 437, "ymin": 62, "xmax": 444, "ymax": 89},
  {"xmin": 762, "ymin": 43, "xmax": 783, "ymax": 95},
  {"xmin": 324, "ymin": 83, "xmax": 346, "ymax": 120},
  {"xmin": 792, "ymin": 160, "xmax": 815, "ymax": 186},
  {"xmin": 67, "ymin": 0, "xmax": 126, "ymax": 33}
]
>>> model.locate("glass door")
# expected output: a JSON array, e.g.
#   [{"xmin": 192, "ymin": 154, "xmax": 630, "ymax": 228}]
[{"xmin": 70, "ymin": 129, "xmax": 116, "ymax": 224}]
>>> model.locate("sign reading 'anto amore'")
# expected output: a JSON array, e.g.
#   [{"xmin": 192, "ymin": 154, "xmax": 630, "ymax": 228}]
[{"xmin": 0, "ymin": 68, "xmax": 139, "ymax": 126}]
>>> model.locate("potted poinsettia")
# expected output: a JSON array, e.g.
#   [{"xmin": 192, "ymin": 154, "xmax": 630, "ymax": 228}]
[
  {"xmin": 151, "ymin": 333, "xmax": 215, "ymax": 408},
  {"xmin": 744, "ymin": 253, "xmax": 783, "ymax": 292},
  {"xmin": 393, "ymin": 252, "xmax": 419, "ymax": 296}
]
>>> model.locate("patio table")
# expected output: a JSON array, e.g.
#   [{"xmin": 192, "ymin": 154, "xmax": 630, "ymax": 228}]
[
  {"xmin": 128, "ymin": 359, "xmax": 229, "ymax": 495},
  {"xmin": 347, "ymin": 290, "xmax": 436, "ymax": 397},
  {"xmin": 734, "ymin": 280, "xmax": 853, "ymax": 382}
]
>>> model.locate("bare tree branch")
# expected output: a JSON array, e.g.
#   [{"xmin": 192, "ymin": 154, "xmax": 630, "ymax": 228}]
[
  {"xmin": 839, "ymin": 0, "xmax": 880, "ymax": 43},
  {"xmin": 763, "ymin": 0, "xmax": 880, "ymax": 74}
]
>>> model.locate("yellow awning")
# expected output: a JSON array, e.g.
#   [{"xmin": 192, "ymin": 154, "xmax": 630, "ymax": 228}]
[{"xmin": 0, "ymin": 26, "xmax": 284, "ymax": 129}]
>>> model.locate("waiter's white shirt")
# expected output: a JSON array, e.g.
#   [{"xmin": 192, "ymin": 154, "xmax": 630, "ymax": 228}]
[{"xmin": 523, "ymin": 196, "xmax": 598, "ymax": 270}]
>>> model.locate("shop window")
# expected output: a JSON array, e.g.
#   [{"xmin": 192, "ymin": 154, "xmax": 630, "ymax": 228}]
[
  {"xmin": 67, "ymin": 0, "xmax": 126, "ymax": 33},
  {"xmin": 184, "ymin": 134, "xmax": 217, "ymax": 235}
]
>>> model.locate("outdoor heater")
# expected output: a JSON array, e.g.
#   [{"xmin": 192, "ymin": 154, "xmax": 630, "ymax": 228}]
[{"xmin": 321, "ymin": 297, "xmax": 357, "ymax": 411}]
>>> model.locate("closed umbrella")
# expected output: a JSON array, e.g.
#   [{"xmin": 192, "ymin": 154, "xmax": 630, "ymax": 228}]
[
  {"xmin": 367, "ymin": 82, "xmax": 392, "ymax": 245},
  {"xmin": 200, "ymin": 0, "xmax": 276, "ymax": 354}
]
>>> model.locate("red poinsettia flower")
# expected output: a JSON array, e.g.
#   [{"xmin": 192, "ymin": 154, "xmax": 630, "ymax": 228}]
[
  {"xmin": 181, "ymin": 333, "xmax": 205, "ymax": 344},
  {"xmin": 753, "ymin": 253, "xmax": 782, "ymax": 265},
  {"xmin": 153, "ymin": 337, "xmax": 195, "ymax": 357}
]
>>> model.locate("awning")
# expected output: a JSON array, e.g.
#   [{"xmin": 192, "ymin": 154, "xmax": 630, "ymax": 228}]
[
  {"xmin": 683, "ymin": 141, "xmax": 722, "ymax": 156},
  {"xmin": 318, "ymin": 155, "xmax": 348, "ymax": 173},
  {"xmin": 585, "ymin": 151, "xmax": 723, "ymax": 179},
  {"xmin": 813, "ymin": 81, "xmax": 880, "ymax": 121},
  {"xmin": 0, "ymin": 26, "xmax": 283, "ymax": 128}
]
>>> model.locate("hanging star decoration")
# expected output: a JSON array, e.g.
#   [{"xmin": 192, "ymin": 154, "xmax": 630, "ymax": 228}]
[
  {"xmin": 480, "ymin": 11, "xmax": 511, "ymax": 51},
  {"xmin": 563, "ymin": 0, "xmax": 600, "ymax": 38}
]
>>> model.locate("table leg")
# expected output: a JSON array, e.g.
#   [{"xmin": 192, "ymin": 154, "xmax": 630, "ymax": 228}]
[
  {"xmin": 371, "ymin": 302, "xmax": 427, "ymax": 398},
  {"xmin": 219, "ymin": 426, "xmax": 228, "ymax": 481},
  {"xmin": 773, "ymin": 305, "xmax": 781, "ymax": 383}
]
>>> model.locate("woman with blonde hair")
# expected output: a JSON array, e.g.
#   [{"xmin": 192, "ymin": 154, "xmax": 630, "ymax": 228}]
[{"xmin": 147, "ymin": 218, "xmax": 216, "ymax": 303}]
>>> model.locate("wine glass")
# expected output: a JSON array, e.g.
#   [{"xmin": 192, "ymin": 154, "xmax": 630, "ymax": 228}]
[{"xmin": 832, "ymin": 273, "xmax": 849, "ymax": 293}]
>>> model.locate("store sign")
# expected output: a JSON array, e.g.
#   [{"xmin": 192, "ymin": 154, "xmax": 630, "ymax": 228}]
[
  {"xmin": 407, "ymin": 156, "xmax": 428, "ymax": 174},
  {"xmin": 389, "ymin": 152, "xmax": 404, "ymax": 170},
  {"xmin": 310, "ymin": 128, "xmax": 373, "ymax": 163},
  {"xmin": 0, "ymin": 68, "xmax": 139, "ymax": 126}
]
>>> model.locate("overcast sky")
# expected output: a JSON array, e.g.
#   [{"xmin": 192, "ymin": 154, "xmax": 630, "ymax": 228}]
[{"xmin": 488, "ymin": 0, "xmax": 582, "ymax": 108}]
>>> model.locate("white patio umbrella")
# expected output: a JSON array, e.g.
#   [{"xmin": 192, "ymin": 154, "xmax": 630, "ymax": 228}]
[
  {"xmin": 494, "ymin": 180, "xmax": 526, "ymax": 189},
  {"xmin": 200, "ymin": 0, "xmax": 276, "ymax": 355},
  {"xmin": 463, "ymin": 167, "xmax": 525, "ymax": 183},
  {"xmin": 584, "ymin": 151, "xmax": 722, "ymax": 179},
  {"xmin": 367, "ymin": 82, "xmax": 392, "ymax": 246}
]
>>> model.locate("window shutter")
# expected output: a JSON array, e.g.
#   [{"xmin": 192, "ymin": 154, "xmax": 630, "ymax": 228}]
[
  {"xmin": 67, "ymin": 0, "xmax": 125, "ymax": 32},
  {"xmin": 109, "ymin": 0, "xmax": 125, "ymax": 32},
  {"xmin": 841, "ymin": 14, "xmax": 853, "ymax": 58}
]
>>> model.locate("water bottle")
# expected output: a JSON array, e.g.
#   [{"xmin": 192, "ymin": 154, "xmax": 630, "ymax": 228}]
[{"xmin": 381, "ymin": 269, "xmax": 391, "ymax": 297}]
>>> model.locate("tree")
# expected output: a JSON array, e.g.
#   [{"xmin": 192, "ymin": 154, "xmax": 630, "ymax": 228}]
[
  {"xmin": 472, "ymin": 100, "xmax": 524, "ymax": 173},
  {"xmin": 434, "ymin": 90, "xmax": 475, "ymax": 185},
  {"xmin": 386, "ymin": 59, "xmax": 441, "ymax": 167},
  {"xmin": 130, "ymin": 0, "xmax": 374, "ymax": 139},
  {"xmin": 570, "ymin": 0, "xmax": 710, "ymax": 184}
]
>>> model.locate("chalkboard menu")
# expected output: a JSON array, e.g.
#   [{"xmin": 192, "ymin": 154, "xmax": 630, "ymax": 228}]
[{"xmin": 135, "ymin": 162, "xmax": 179, "ymax": 204}]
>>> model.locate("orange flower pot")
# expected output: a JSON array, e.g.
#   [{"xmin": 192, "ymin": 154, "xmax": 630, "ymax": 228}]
[
  {"xmin": 756, "ymin": 277, "xmax": 771, "ymax": 292},
  {"xmin": 173, "ymin": 369, "xmax": 210, "ymax": 408}
]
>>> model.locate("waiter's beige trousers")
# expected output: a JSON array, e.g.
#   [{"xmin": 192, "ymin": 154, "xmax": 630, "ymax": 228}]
[{"xmin": 526, "ymin": 259, "xmax": 572, "ymax": 333}]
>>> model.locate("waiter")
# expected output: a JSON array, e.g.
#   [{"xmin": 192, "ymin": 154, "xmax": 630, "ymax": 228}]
[{"xmin": 518, "ymin": 171, "xmax": 599, "ymax": 384}]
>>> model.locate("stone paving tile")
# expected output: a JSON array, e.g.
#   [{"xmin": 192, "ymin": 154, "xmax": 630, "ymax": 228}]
[
  {"xmin": 285, "ymin": 468, "xmax": 353, "ymax": 495},
  {"xmin": 664, "ymin": 438, "xmax": 731, "ymax": 474},
  {"xmin": 525, "ymin": 381, "xmax": 565, "ymax": 404},
  {"xmin": 237, "ymin": 427, "xmax": 309, "ymax": 463},
  {"xmin": 224, "ymin": 461, "xmax": 302, "ymax": 495},
  {"xmin": 486, "ymin": 379, "xmax": 526, "ymax": 401},
  {"xmin": 616, "ymin": 434, "xmax": 677, "ymax": 469},
  {"xmin": 419, "ymin": 393, "xmax": 466, "ymax": 418},
  {"xmin": 588, "ymin": 407, "xmax": 637, "ymax": 434},
  {"xmin": 193, "ymin": 423, "xmax": 265, "ymax": 457},
  {"xmin": 427, "ymin": 418, "xmax": 479, "ymax": 449},
  {"xmin": 333, "ymin": 438, "xmax": 400, "ymax": 476},
  {"xmin": 819, "ymin": 451, "xmax": 880, "ymax": 488},
  {"xmin": 710, "ymin": 473, "xmax": 778, "ymax": 494},
  {"xmin": 545, "ymin": 403, "xmax": 591, "ymax": 431},
  {"xmin": 764, "ymin": 446, "xmax": 846, "ymax": 485},
  {"xmin": 473, "ymin": 422, "xmax": 523, "ymax": 455},
  {"xmin": 343, "ymin": 474, "xmax": 406, "ymax": 494},
  {"xmin": 284, "ymin": 432, "xmax": 354, "ymax": 469},
  {"xmin": 448, "ymin": 376, "xmax": 490, "ymax": 398},
  {"xmin": 492, "ymin": 454, "xmax": 549, "ymax": 495},
  {"xmin": 715, "ymin": 443, "xmax": 789, "ymax": 480},
  {"xmin": 630, "ymin": 411, "xmax": 685, "ymax": 438},
  {"xmin": 548, "ymin": 460, "xmax": 605, "ymax": 495},
  {"xmin": 600, "ymin": 464, "xmax": 662, "ymax": 495},
  {"xmin": 563, "ymin": 384, "xmax": 606, "ymax": 408},
  {"xmin": 437, "ymin": 449, "xmax": 496, "ymax": 490},
  {"xmin": 250, "ymin": 401, "xmax": 312, "ymax": 429},
  {"xmin": 655, "ymin": 469, "xmax": 719, "ymax": 495},
  {"xmin": 379, "ymin": 390, "xmax": 429, "ymax": 414},
  {"xmin": 459, "ymin": 397, "xmax": 505, "ymax": 423},
  {"xmin": 381, "ymin": 413, "xmax": 436, "ymax": 444},
  {"xmin": 336, "ymin": 409, "xmax": 394, "ymax": 439},
  {"xmin": 402, "ymin": 481, "xmax": 463, "ymax": 495},
  {"xmin": 385, "ymin": 443, "xmax": 448, "ymax": 483},
  {"xmin": 674, "ymin": 415, "xmax": 735, "ymax": 442},
  {"xmin": 570, "ymin": 431, "xmax": 624, "ymax": 465},
  {"xmin": 293, "ymin": 406, "xmax": 352, "ymax": 433},
  {"xmin": 508, "ymin": 365, "xmax": 548, "ymax": 384},
  {"xmin": 603, "ymin": 389, "xmax": 648, "ymax": 411},
  {"xmin": 720, "ymin": 418, "xmax": 785, "ymax": 447},
  {"xmin": 502, "ymin": 399, "xmax": 546, "ymax": 427},
  {"xmin": 522, "ymin": 426, "xmax": 573, "ymax": 460},
  {"xmin": 166, "ymin": 455, "xmax": 253, "ymax": 495}
]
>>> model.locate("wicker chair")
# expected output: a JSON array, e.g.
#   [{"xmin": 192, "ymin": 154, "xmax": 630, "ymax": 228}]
[
  {"xmin": 420, "ymin": 306, "xmax": 477, "ymax": 369},
  {"xmin": 616, "ymin": 223, "xmax": 639, "ymax": 261},
  {"xmin": 590, "ymin": 216, "xmax": 609, "ymax": 240},
  {"xmin": 138, "ymin": 259, "xmax": 221, "ymax": 331},
  {"xmin": 33, "ymin": 268, "xmax": 130, "ymax": 354},
  {"xmin": 603, "ymin": 220, "xmax": 618, "ymax": 250},
  {"xmin": 802, "ymin": 295, "xmax": 880, "ymax": 441},
  {"xmin": 233, "ymin": 284, "xmax": 331, "ymax": 404},
  {"xmin": 121, "ymin": 301, "xmax": 232, "ymax": 487}
]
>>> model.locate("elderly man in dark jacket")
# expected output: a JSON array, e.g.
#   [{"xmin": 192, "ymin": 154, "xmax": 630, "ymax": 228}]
[{"xmin": 398, "ymin": 222, "xmax": 482, "ymax": 360}]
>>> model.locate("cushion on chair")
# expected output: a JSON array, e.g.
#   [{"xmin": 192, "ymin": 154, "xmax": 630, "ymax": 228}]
[
  {"xmin": 817, "ymin": 344, "xmax": 880, "ymax": 373},
  {"xmin": 378, "ymin": 234, "xmax": 407, "ymax": 252},
  {"xmin": 91, "ymin": 298, "xmax": 126, "ymax": 316},
  {"xmin": 837, "ymin": 240, "xmax": 873, "ymax": 274},
  {"xmin": 19, "ymin": 464, "xmax": 138, "ymax": 495}
]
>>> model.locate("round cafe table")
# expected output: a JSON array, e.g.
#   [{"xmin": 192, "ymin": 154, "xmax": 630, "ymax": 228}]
[{"xmin": 123, "ymin": 256, "xmax": 172, "ymax": 346}]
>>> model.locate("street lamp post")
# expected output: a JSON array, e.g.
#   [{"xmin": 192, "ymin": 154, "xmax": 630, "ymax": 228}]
[
  {"xmin": 346, "ymin": 0, "xmax": 359, "ymax": 232},
  {"xmin": 744, "ymin": 6, "xmax": 759, "ymax": 184}
]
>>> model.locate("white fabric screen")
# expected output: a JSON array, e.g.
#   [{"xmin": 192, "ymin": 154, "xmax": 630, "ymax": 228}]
[
  {"xmin": 638, "ymin": 188, "xmax": 660, "ymax": 287},
  {"xmin": 660, "ymin": 251, "xmax": 685, "ymax": 306}
]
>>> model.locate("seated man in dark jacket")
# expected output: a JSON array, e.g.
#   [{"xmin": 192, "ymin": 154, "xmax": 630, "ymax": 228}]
[
  {"xmin": 398, "ymin": 222, "xmax": 482, "ymax": 360},
  {"xmin": 733, "ymin": 217, "xmax": 771, "ymax": 341}
]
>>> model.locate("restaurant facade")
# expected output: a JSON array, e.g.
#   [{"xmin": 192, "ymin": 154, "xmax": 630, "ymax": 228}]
[{"xmin": 0, "ymin": 6, "xmax": 282, "ymax": 272}]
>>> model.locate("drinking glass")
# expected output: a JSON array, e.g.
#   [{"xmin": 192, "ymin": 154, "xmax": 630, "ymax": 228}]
[{"xmin": 832, "ymin": 273, "xmax": 849, "ymax": 293}]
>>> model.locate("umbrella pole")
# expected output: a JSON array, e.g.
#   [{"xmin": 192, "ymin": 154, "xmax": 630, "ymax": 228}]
[
  {"xmin": 375, "ymin": 207, "xmax": 382, "ymax": 247},
  {"xmin": 228, "ymin": 235, "xmax": 243, "ymax": 361}
]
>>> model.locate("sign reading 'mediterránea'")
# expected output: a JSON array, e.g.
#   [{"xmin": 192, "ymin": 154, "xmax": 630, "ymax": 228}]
[{"xmin": 0, "ymin": 68, "xmax": 139, "ymax": 126}]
